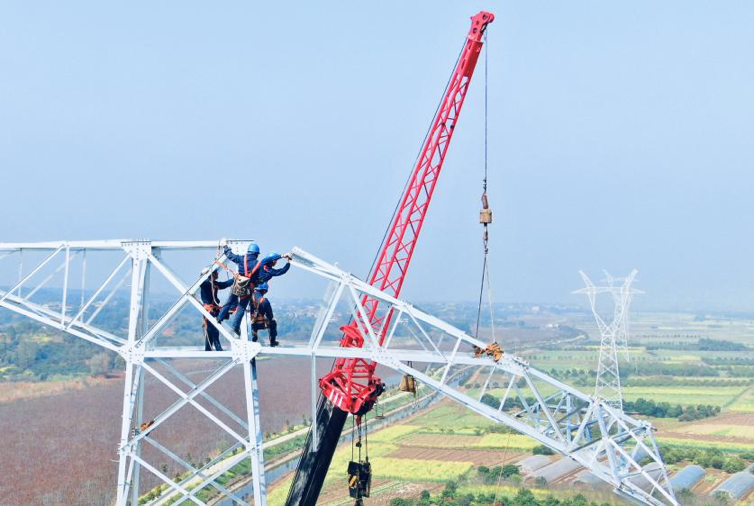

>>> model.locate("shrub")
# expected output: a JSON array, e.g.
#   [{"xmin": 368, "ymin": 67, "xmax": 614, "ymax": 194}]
[
  {"xmin": 709, "ymin": 456, "xmax": 725, "ymax": 469},
  {"xmin": 390, "ymin": 500, "xmax": 413, "ymax": 506},
  {"xmin": 503, "ymin": 464, "xmax": 520, "ymax": 478},
  {"xmin": 534, "ymin": 476, "xmax": 549, "ymax": 487},
  {"xmin": 723, "ymin": 457, "xmax": 746, "ymax": 473},
  {"xmin": 533, "ymin": 445, "xmax": 555, "ymax": 455}
]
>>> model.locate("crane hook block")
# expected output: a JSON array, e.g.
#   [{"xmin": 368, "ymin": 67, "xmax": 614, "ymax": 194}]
[
  {"xmin": 347, "ymin": 460, "xmax": 372, "ymax": 500},
  {"xmin": 474, "ymin": 342, "xmax": 504, "ymax": 362},
  {"xmin": 480, "ymin": 208, "xmax": 493, "ymax": 224}
]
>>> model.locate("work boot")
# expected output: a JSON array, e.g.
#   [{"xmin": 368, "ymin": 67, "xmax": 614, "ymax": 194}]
[{"xmin": 270, "ymin": 339, "xmax": 279, "ymax": 347}]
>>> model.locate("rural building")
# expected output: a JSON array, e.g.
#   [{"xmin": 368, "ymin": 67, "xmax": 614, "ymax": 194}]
[
  {"xmin": 516, "ymin": 455, "xmax": 553, "ymax": 475},
  {"xmin": 670, "ymin": 465, "xmax": 705, "ymax": 493},
  {"xmin": 525, "ymin": 457, "xmax": 582, "ymax": 483},
  {"xmin": 712, "ymin": 471, "xmax": 754, "ymax": 500}
]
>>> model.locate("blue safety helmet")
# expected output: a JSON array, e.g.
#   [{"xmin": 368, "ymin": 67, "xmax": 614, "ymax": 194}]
[
  {"xmin": 247, "ymin": 243, "xmax": 260, "ymax": 254},
  {"xmin": 256, "ymin": 282, "xmax": 269, "ymax": 293},
  {"xmin": 262, "ymin": 252, "xmax": 281, "ymax": 264}
]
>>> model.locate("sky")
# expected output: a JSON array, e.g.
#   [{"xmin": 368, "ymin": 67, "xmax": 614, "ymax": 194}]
[{"xmin": 0, "ymin": 1, "xmax": 753, "ymax": 311}]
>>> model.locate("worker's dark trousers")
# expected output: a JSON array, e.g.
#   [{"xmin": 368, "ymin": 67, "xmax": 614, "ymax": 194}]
[
  {"xmin": 218, "ymin": 295, "xmax": 251, "ymax": 335},
  {"xmin": 227, "ymin": 296, "xmax": 252, "ymax": 335},
  {"xmin": 203, "ymin": 317, "xmax": 223, "ymax": 351},
  {"xmin": 252, "ymin": 319, "xmax": 278, "ymax": 344},
  {"xmin": 217, "ymin": 294, "xmax": 239, "ymax": 322}
]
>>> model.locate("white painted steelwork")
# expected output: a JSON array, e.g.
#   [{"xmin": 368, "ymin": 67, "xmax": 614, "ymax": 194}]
[
  {"xmin": 0, "ymin": 241, "xmax": 677, "ymax": 506},
  {"xmin": 575, "ymin": 270, "xmax": 641, "ymax": 411}
]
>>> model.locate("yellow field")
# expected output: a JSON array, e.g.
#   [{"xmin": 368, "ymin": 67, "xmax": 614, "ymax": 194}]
[
  {"xmin": 400, "ymin": 433, "xmax": 481, "ymax": 448},
  {"xmin": 472, "ymin": 433, "xmax": 539, "ymax": 450},
  {"xmin": 729, "ymin": 389, "xmax": 754, "ymax": 413},
  {"xmin": 368, "ymin": 424, "xmax": 421, "ymax": 443},
  {"xmin": 677, "ymin": 424, "xmax": 754, "ymax": 440},
  {"xmin": 368, "ymin": 457, "xmax": 473, "ymax": 481}
]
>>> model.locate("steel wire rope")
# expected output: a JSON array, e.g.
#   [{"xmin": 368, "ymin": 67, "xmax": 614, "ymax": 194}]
[{"xmin": 474, "ymin": 29, "xmax": 496, "ymax": 341}]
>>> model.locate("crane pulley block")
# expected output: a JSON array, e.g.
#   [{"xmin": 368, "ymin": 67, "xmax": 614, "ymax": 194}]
[
  {"xmin": 474, "ymin": 342, "xmax": 504, "ymax": 362},
  {"xmin": 480, "ymin": 208, "xmax": 493, "ymax": 224},
  {"xmin": 347, "ymin": 460, "xmax": 372, "ymax": 500},
  {"xmin": 399, "ymin": 373, "xmax": 417, "ymax": 395}
]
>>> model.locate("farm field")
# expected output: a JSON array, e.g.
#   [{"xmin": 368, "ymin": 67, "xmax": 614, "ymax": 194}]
[
  {"xmin": 265, "ymin": 401, "xmax": 613, "ymax": 506},
  {"xmin": 2, "ymin": 308, "xmax": 753, "ymax": 505},
  {"xmin": 0, "ymin": 357, "xmax": 328, "ymax": 506},
  {"xmin": 621, "ymin": 385, "xmax": 748, "ymax": 407}
]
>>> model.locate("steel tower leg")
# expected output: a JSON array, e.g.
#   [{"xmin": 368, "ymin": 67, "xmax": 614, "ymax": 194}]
[
  {"xmin": 131, "ymin": 248, "xmax": 151, "ymax": 505},
  {"xmin": 242, "ymin": 315, "xmax": 267, "ymax": 505},
  {"xmin": 116, "ymin": 242, "xmax": 150, "ymax": 505}
]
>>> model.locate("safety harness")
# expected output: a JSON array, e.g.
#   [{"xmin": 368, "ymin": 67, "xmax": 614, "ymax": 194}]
[
  {"xmin": 231, "ymin": 255, "xmax": 263, "ymax": 298},
  {"xmin": 251, "ymin": 292, "xmax": 268, "ymax": 325}
]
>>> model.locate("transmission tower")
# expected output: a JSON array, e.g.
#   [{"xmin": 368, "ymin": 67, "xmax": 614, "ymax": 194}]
[
  {"xmin": 575, "ymin": 270, "xmax": 640, "ymax": 411},
  {"xmin": 0, "ymin": 243, "xmax": 674, "ymax": 506}
]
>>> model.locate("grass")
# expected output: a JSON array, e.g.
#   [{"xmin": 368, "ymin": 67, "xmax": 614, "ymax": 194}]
[
  {"xmin": 368, "ymin": 457, "xmax": 473, "ymax": 481},
  {"xmin": 457, "ymin": 484, "xmax": 551, "ymax": 500},
  {"xmin": 409, "ymin": 405, "xmax": 495, "ymax": 434},
  {"xmin": 622, "ymin": 386, "xmax": 748, "ymax": 407},
  {"xmin": 472, "ymin": 433, "xmax": 539, "ymax": 450},
  {"xmin": 658, "ymin": 437, "xmax": 754, "ymax": 452},
  {"xmin": 676, "ymin": 423, "xmax": 754, "ymax": 440},
  {"xmin": 368, "ymin": 424, "xmax": 422, "ymax": 443},
  {"xmin": 728, "ymin": 388, "xmax": 754, "ymax": 413},
  {"xmin": 399, "ymin": 433, "xmax": 481, "ymax": 448}
]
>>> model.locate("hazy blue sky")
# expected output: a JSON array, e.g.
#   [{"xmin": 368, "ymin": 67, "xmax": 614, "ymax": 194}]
[{"xmin": 1, "ymin": 1, "xmax": 753, "ymax": 311}]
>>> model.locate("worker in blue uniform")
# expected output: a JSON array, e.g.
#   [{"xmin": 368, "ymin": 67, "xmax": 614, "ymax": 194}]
[
  {"xmin": 255, "ymin": 252, "xmax": 292, "ymax": 285},
  {"xmin": 250, "ymin": 282, "xmax": 279, "ymax": 346},
  {"xmin": 218, "ymin": 243, "xmax": 292, "ymax": 335},
  {"xmin": 199, "ymin": 269, "xmax": 233, "ymax": 351},
  {"xmin": 216, "ymin": 242, "xmax": 261, "ymax": 334}
]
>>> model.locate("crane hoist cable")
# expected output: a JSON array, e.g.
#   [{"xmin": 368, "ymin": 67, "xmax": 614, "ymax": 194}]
[
  {"xmin": 348, "ymin": 414, "xmax": 372, "ymax": 504},
  {"xmin": 475, "ymin": 29, "xmax": 497, "ymax": 345}
]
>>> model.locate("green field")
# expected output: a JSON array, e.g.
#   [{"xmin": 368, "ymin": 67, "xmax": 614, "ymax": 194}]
[
  {"xmin": 658, "ymin": 436, "xmax": 754, "ymax": 453},
  {"xmin": 408, "ymin": 404, "xmax": 496, "ymax": 434},
  {"xmin": 622, "ymin": 386, "xmax": 749, "ymax": 407}
]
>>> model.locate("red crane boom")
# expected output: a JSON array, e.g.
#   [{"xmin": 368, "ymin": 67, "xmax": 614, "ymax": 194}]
[
  {"xmin": 286, "ymin": 12, "xmax": 494, "ymax": 505},
  {"xmin": 320, "ymin": 10, "xmax": 495, "ymax": 415}
]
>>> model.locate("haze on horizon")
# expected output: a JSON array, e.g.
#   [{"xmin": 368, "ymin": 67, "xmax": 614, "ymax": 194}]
[{"xmin": 1, "ymin": 1, "xmax": 752, "ymax": 312}]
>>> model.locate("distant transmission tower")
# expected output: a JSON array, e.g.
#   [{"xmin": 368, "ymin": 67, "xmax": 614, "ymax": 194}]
[{"xmin": 574, "ymin": 270, "xmax": 641, "ymax": 411}]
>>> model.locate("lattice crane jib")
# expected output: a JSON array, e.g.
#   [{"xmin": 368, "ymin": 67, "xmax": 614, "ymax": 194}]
[{"xmin": 320, "ymin": 10, "xmax": 495, "ymax": 417}]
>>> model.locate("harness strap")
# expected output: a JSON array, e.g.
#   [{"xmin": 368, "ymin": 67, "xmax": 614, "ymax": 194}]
[
  {"xmin": 214, "ymin": 260, "xmax": 232, "ymax": 273},
  {"xmin": 203, "ymin": 303, "xmax": 220, "ymax": 312},
  {"xmin": 251, "ymin": 294, "xmax": 268, "ymax": 323},
  {"xmin": 243, "ymin": 256, "xmax": 263, "ymax": 278}
]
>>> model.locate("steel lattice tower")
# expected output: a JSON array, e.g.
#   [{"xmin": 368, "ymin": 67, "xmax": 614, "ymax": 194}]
[
  {"xmin": 575, "ymin": 270, "xmax": 640, "ymax": 411},
  {"xmin": 0, "ymin": 243, "xmax": 675, "ymax": 506}
]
